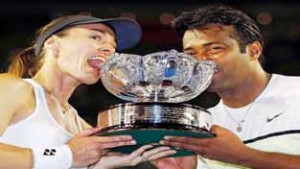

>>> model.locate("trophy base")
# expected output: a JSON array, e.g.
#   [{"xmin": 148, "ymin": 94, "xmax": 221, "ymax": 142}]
[{"xmin": 97, "ymin": 123, "xmax": 214, "ymax": 157}]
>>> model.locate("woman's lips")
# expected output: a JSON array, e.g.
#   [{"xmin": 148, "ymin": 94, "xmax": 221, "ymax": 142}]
[{"xmin": 87, "ymin": 56, "xmax": 105, "ymax": 70}]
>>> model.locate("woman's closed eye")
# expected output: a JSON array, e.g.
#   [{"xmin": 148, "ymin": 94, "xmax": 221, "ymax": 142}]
[{"xmin": 90, "ymin": 34, "xmax": 103, "ymax": 41}]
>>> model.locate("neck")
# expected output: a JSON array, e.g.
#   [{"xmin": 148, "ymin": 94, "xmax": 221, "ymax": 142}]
[
  {"xmin": 33, "ymin": 65, "xmax": 79, "ymax": 106},
  {"xmin": 219, "ymin": 72, "xmax": 271, "ymax": 108}
]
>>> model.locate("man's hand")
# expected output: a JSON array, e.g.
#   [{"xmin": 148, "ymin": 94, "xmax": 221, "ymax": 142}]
[
  {"xmin": 67, "ymin": 127, "xmax": 135, "ymax": 168},
  {"xmin": 161, "ymin": 125, "xmax": 248, "ymax": 164}
]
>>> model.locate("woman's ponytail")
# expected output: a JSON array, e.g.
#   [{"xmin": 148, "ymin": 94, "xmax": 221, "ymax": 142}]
[{"xmin": 8, "ymin": 45, "xmax": 43, "ymax": 78}]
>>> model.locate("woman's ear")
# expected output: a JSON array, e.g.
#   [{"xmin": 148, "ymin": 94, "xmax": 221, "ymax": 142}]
[
  {"xmin": 44, "ymin": 35, "xmax": 59, "ymax": 56},
  {"xmin": 247, "ymin": 41, "xmax": 263, "ymax": 60}
]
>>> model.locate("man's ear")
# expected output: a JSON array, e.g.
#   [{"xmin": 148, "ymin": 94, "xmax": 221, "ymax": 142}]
[
  {"xmin": 44, "ymin": 35, "xmax": 59, "ymax": 56},
  {"xmin": 247, "ymin": 41, "xmax": 263, "ymax": 60}
]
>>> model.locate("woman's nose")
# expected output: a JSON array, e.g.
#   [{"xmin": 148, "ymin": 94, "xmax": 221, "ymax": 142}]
[{"xmin": 98, "ymin": 47, "xmax": 115, "ymax": 59}]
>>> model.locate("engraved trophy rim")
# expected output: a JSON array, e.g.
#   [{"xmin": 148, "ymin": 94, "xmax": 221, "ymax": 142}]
[{"xmin": 97, "ymin": 102, "xmax": 214, "ymax": 157}]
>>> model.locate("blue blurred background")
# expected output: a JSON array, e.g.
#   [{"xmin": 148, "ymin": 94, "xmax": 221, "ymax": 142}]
[{"xmin": 0, "ymin": 0, "xmax": 299, "ymax": 125}]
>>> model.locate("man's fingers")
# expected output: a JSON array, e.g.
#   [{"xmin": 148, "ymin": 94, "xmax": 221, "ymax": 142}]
[
  {"xmin": 161, "ymin": 140, "xmax": 205, "ymax": 154},
  {"xmin": 162, "ymin": 136, "xmax": 213, "ymax": 148},
  {"xmin": 162, "ymin": 136, "xmax": 203, "ymax": 145}
]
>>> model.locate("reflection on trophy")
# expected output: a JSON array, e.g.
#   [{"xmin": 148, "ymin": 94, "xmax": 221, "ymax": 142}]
[{"xmin": 97, "ymin": 49, "xmax": 215, "ymax": 156}]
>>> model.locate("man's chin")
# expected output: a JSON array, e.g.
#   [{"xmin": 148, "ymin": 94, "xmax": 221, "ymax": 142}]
[{"xmin": 206, "ymin": 82, "xmax": 218, "ymax": 92}]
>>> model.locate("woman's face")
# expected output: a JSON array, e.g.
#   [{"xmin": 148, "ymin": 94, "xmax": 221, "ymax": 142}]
[{"xmin": 54, "ymin": 23, "xmax": 116, "ymax": 84}]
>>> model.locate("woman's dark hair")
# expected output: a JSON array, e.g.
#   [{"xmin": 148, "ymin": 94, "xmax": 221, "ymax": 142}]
[
  {"xmin": 172, "ymin": 5, "xmax": 264, "ymax": 62},
  {"xmin": 8, "ymin": 46, "xmax": 44, "ymax": 78},
  {"xmin": 7, "ymin": 16, "xmax": 71, "ymax": 78}
]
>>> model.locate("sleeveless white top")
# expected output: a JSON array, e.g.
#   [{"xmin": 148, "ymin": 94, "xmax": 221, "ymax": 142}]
[{"xmin": 0, "ymin": 79, "xmax": 75, "ymax": 147}]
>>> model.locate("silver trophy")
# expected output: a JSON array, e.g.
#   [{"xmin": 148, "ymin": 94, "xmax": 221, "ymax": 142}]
[{"xmin": 97, "ymin": 50, "xmax": 215, "ymax": 156}]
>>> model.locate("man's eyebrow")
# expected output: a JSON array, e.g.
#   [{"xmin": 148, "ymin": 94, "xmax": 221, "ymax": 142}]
[
  {"xmin": 203, "ymin": 42, "xmax": 215, "ymax": 47},
  {"xmin": 184, "ymin": 42, "xmax": 220, "ymax": 50},
  {"xmin": 183, "ymin": 47, "xmax": 194, "ymax": 52},
  {"xmin": 203, "ymin": 42, "xmax": 226, "ymax": 47}
]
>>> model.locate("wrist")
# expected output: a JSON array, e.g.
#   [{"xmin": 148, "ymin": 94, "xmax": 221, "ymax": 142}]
[
  {"xmin": 235, "ymin": 146, "xmax": 260, "ymax": 168},
  {"xmin": 31, "ymin": 145, "xmax": 73, "ymax": 169}
]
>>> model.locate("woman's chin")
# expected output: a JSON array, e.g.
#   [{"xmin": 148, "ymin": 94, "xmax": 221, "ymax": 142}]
[
  {"xmin": 83, "ymin": 73, "xmax": 101, "ymax": 84},
  {"xmin": 85, "ymin": 78, "xmax": 100, "ymax": 85}
]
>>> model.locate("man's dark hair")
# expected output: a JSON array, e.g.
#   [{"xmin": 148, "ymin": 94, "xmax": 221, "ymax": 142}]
[{"xmin": 172, "ymin": 5, "xmax": 264, "ymax": 55}]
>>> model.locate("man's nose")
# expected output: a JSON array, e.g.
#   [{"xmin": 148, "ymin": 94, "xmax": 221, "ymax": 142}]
[{"xmin": 195, "ymin": 54, "xmax": 209, "ymax": 61}]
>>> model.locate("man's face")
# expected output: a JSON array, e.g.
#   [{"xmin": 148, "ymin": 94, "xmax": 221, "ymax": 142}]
[
  {"xmin": 55, "ymin": 23, "xmax": 116, "ymax": 84},
  {"xmin": 183, "ymin": 24, "xmax": 253, "ymax": 93}
]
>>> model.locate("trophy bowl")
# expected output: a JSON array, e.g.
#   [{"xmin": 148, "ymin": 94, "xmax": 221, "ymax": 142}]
[{"xmin": 97, "ymin": 50, "xmax": 215, "ymax": 156}]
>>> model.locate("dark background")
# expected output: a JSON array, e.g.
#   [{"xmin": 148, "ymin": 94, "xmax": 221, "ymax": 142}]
[{"xmin": 0, "ymin": 0, "xmax": 299, "ymax": 126}]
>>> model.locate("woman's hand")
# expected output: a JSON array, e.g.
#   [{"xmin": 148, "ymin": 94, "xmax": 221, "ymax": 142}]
[
  {"xmin": 67, "ymin": 127, "xmax": 135, "ymax": 168},
  {"xmin": 91, "ymin": 145, "xmax": 177, "ymax": 169}
]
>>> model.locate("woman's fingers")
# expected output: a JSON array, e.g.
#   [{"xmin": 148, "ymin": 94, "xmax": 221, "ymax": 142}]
[
  {"xmin": 78, "ymin": 127, "xmax": 103, "ymax": 137},
  {"xmin": 92, "ymin": 135, "xmax": 134, "ymax": 143},
  {"xmin": 143, "ymin": 146, "xmax": 176, "ymax": 161},
  {"xmin": 129, "ymin": 144, "xmax": 154, "ymax": 159},
  {"xmin": 129, "ymin": 145, "xmax": 177, "ymax": 162}
]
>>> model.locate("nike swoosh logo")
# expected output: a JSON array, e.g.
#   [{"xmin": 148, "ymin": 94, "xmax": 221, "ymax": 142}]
[{"xmin": 266, "ymin": 113, "xmax": 283, "ymax": 123}]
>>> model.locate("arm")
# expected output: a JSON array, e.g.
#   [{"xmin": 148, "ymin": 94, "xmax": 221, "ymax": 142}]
[
  {"xmin": 152, "ymin": 156, "xmax": 197, "ymax": 169},
  {"xmin": 0, "ymin": 73, "xmax": 137, "ymax": 168},
  {"xmin": 0, "ymin": 73, "xmax": 35, "ymax": 169},
  {"xmin": 238, "ymin": 146, "xmax": 300, "ymax": 169},
  {"xmin": 162, "ymin": 125, "xmax": 300, "ymax": 169},
  {"xmin": 0, "ymin": 143, "xmax": 32, "ymax": 169}
]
